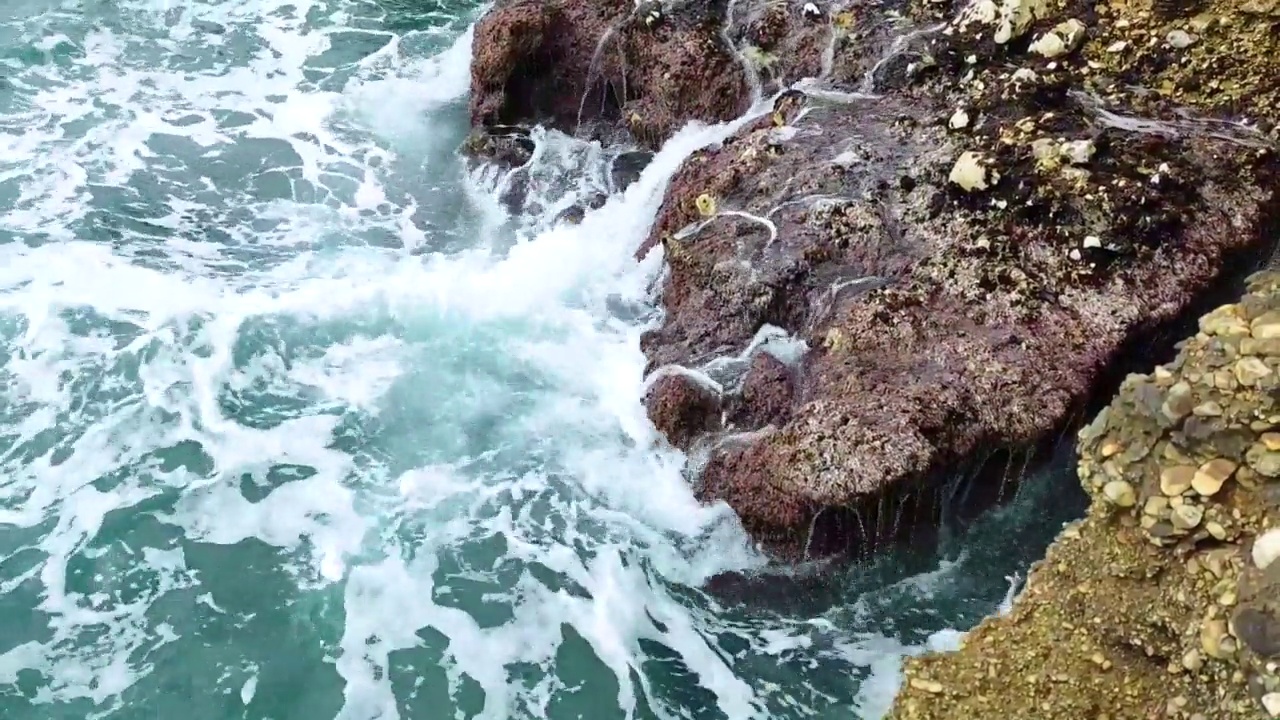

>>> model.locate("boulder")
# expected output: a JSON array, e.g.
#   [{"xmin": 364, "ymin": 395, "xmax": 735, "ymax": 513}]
[
  {"xmin": 644, "ymin": 373, "xmax": 723, "ymax": 451},
  {"xmin": 466, "ymin": 0, "xmax": 1280, "ymax": 560},
  {"xmin": 634, "ymin": 0, "xmax": 1280, "ymax": 557},
  {"xmin": 469, "ymin": 0, "xmax": 751, "ymax": 149}
]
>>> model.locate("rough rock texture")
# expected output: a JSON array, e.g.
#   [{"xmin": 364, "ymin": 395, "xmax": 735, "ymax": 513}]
[
  {"xmin": 637, "ymin": 0, "xmax": 1280, "ymax": 557},
  {"xmin": 644, "ymin": 373, "xmax": 723, "ymax": 451},
  {"xmin": 467, "ymin": 0, "xmax": 1280, "ymax": 559},
  {"xmin": 890, "ymin": 270, "xmax": 1280, "ymax": 720},
  {"xmin": 469, "ymin": 0, "xmax": 750, "ymax": 149}
]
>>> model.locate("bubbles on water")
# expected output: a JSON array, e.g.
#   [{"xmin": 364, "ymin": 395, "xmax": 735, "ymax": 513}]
[{"xmin": 0, "ymin": 1, "xmax": 1074, "ymax": 718}]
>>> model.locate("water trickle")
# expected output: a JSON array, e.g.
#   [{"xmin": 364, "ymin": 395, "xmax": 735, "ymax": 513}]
[
  {"xmin": 858, "ymin": 21, "xmax": 946, "ymax": 95},
  {"xmin": 1072, "ymin": 90, "xmax": 1277, "ymax": 149},
  {"xmin": 802, "ymin": 506, "xmax": 828, "ymax": 561},
  {"xmin": 724, "ymin": 0, "xmax": 767, "ymax": 108},
  {"xmin": 575, "ymin": 18, "xmax": 632, "ymax": 135}
]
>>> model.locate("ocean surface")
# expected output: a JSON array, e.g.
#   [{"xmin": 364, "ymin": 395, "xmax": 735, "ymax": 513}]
[{"xmin": 0, "ymin": 1, "xmax": 1084, "ymax": 718}]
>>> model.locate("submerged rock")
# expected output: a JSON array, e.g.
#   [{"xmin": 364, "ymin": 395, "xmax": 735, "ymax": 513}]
[
  {"xmin": 461, "ymin": 125, "xmax": 536, "ymax": 170},
  {"xmin": 890, "ymin": 271, "xmax": 1280, "ymax": 720}
]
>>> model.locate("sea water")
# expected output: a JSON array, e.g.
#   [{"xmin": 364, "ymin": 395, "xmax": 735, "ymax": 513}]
[{"xmin": 0, "ymin": 1, "xmax": 1084, "ymax": 718}]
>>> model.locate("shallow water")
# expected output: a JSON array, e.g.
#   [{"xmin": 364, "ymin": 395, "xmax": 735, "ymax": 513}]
[{"xmin": 0, "ymin": 1, "xmax": 1084, "ymax": 718}]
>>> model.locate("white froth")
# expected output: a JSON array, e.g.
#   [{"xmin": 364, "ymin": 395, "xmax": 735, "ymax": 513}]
[{"xmin": 0, "ymin": 0, "xmax": 1040, "ymax": 717}]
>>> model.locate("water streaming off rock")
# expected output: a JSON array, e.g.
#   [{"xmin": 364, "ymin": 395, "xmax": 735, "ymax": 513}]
[{"xmin": 0, "ymin": 1, "xmax": 1082, "ymax": 718}]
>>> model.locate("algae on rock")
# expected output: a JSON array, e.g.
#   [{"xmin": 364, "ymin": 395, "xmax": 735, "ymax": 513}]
[{"xmin": 890, "ymin": 271, "xmax": 1280, "ymax": 720}]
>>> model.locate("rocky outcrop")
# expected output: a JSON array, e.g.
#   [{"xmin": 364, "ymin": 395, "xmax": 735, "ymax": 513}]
[
  {"xmin": 466, "ymin": 0, "xmax": 1280, "ymax": 559},
  {"xmin": 890, "ymin": 270, "xmax": 1280, "ymax": 720},
  {"xmin": 636, "ymin": 0, "xmax": 1280, "ymax": 558},
  {"xmin": 469, "ymin": 0, "xmax": 750, "ymax": 148}
]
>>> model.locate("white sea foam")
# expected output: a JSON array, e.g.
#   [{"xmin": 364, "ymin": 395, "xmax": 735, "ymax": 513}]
[{"xmin": 0, "ymin": 1, "xmax": 1029, "ymax": 718}]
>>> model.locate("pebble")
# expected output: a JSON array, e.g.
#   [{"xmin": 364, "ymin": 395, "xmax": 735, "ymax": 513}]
[
  {"xmin": 1242, "ymin": 338, "xmax": 1280, "ymax": 355},
  {"xmin": 1180, "ymin": 648, "xmax": 1203, "ymax": 671},
  {"xmin": 950, "ymin": 151, "xmax": 999, "ymax": 191},
  {"xmin": 1200, "ymin": 307, "xmax": 1250, "ymax": 336},
  {"xmin": 1201, "ymin": 618, "xmax": 1231, "ymax": 659},
  {"xmin": 1253, "ymin": 528, "xmax": 1280, "ymax": 570},
  {"xmin": 909, "ymin": 677, "xmax": 944, "ymax": 693},
  {"xmin": 986, "ymin": 0, "xmax": 1050, "ymax": 44},
  {"xmin": 1171, "ymin": 502, "xmax": 1204, "ymax": 531},
  {"xmin": 1166, "ymin": 29, "xmax": 1197, "ymax": 48},
  {"xmin": 1029, "ymin": 30, "xmax": 1066, "ymax": 57},
  {"xmin": 1011, "ymin": 68, "xmax": 1038, "ymax": 84},
  {"xmin": 1103, "ymin": 480, "xmax": 1136, "ymax": 507},
  {"xmin": 1189, "ymin": 13, "xmax": 1216, "ymax": 32},
  {"xmin": 1252, "ymin": 311, "xmax": 1280, "ymax": 340},
  {"xmin": 1163, "ymin": 381, "xmax": 1194, "ymax": 421},
  {"xmin": 1232, "ymin": 606, "xmax": 1280, "ymax": 657},
  {"xmin": 1247, "ymin": 443, "xmax": 1280, "ymax": 477},
  {"xmin": 1160, "ymin": 465, "xmax": 1195, "ymax": 496},
  {"xmin": 1206, "ymin": 521, "xmax": 1227, "ymax": 540},
  {"xmin": 1234, "ymin": 357, "xmax": 1272, "ymax": 386},
  {"xmin": 949, "ymin": 109, "xmax": 971, "ymax": 130},
  {"xmin": 1264, "ymin": 692, "xmax": 1280, "ymax": 718},
  {"xmin": 1061, "ymin": 139, "xmax": 1095, "ymax": 165},
  {"xmin": 1144, "ymin": 495, "xmax": 1169, "ymax": 517},
  {"xmin": 1193, "ymin": 401, "xmax": 1223, "ymax": 416},
  {"xmin": 1192, "ymin": 458, "xmax": 1236, "ymax": 496}
]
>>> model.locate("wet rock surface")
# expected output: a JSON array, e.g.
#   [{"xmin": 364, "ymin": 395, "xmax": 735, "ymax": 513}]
[
  {"xmin": 639, "ymin": 0, "xmax": 1279, "ymax": 558},
  {"xmin": 467, "ymin": 0, "xmax": 1280, "ymax": 559},
  {"xmin": 644, "ymin": 373, "xmax": 723, "ymax": 451},
  {"xmin": 890, "ymin": 271, "xmax": 1280, "ymax": 720},
  {"xmin": 468, "ymin": 0, "xmax": 751, "ymax": 150}
]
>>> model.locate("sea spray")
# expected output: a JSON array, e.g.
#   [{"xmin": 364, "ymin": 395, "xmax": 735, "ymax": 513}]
[{"xmin": 0, "ymin": 2, "xmax": 1084, "ymax": 718}]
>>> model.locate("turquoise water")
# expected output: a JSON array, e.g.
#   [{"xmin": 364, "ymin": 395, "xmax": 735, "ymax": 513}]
[{"xmin": 0, "ymin": 1, "xmax": 1083, "ymax": 718}]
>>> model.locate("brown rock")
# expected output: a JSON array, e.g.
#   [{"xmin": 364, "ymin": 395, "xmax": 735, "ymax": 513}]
[
  {"xmin": 467, "ymin": 0, "xmax": 1280, "ymax": 563},
  {"xmin": 1192, "ymin": 458, "xmax": 1237, "ymax": 496},
  {"xmin": 1162, "ymin": 465, "xmax": 1196, "ymax": 496},
  {"xmin": 469, "ymin": 0, "xmax": 750, "ymax": 149},
  {"xmin": 732, "ymin": 352, "xmax": 797, "ymax": 430},
  {"xmin": 633, "ymin": 25, "xmax": 1278, "ymax": 556},
  {"xmin": 643, "ymin": 373, "xmax": 722, "ymax": 451}
]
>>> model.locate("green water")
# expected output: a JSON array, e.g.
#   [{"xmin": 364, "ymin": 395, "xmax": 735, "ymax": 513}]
[{"xmin": 0, "ymin": 1, "xmax": 1084, "ymax": 718}]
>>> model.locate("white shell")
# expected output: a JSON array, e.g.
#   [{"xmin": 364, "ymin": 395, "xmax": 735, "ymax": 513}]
[
  {"xmin": 803, "ymin": 2, "xmax": 820, "ymax": 16},
  {"xmin": 1252, "ymin": 528, "xmax": 1280, "ymax": 570}
]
